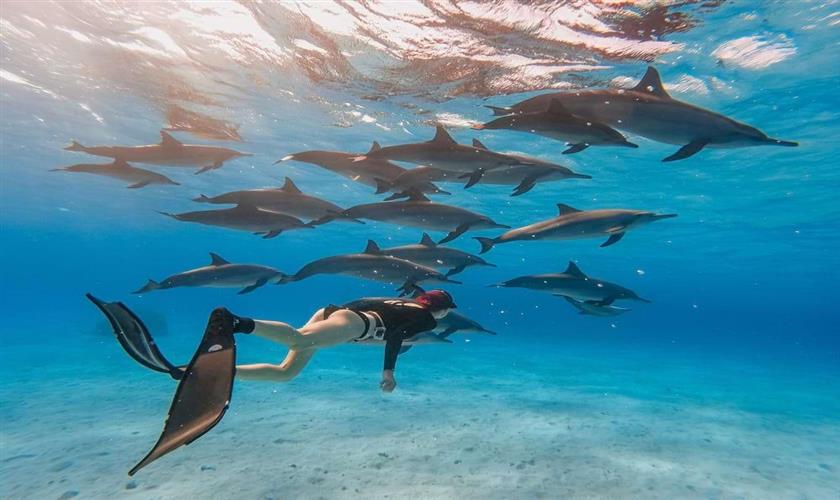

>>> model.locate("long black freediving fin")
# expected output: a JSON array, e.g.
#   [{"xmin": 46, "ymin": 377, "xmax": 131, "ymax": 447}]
[
  {"xmin": 129, "ymin": 311, "xmax": 237, "ymax": 476},
  {"xmin": 86, "ymin": 293, "xmax": 183, "ymax": 379}
]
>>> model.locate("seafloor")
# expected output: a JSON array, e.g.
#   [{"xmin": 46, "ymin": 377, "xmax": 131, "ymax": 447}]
[{"xmin": 2, "ymin": 332, "xmax": 838, "ymax": 500}]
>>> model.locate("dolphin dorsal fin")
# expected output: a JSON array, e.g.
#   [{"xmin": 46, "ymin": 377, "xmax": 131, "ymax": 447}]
[
  {"xmin": 406, "ymin": 190, "xmax": 431, "ymax": 202},
  {"xmin": 631, "ymin": 66, "xmax": 670, "ymax": 99},
  {"xmin": 367, "ymin": 141, "xmax": 381, "ymax": 154},
  {"xmin": 430, "ymin": 125, "xmax": 457, "ymax": 146},
  {"xmin": 564, "ymin": 261, "xmax": 586, "ymax": 278},
  {"xmin": 557, "ymin": 203, "xmax": 581, "ymax": 216},
  {"xmin": 472, "ymin": 138, "xmax": 489, "ymax": 150},
  {"xmin": 159, "ymin": 130, "xmax": 183, "ymax": 148},
  {"xmin": 364, "ymin": 240, "xmax": 381, "ymax": 254},
  {"xmin": 547, "ymin": 99, "xmax": 574, "ymax": 116},
  {"xmin": 209, "ymin": 252, "xmax": 230, "ymax": 266},
  {"xmin": 419, "ymin": 233, "xmax": 436, "ymax": 246},
  {"xmin": 281, "ymin": 177, "xmax": 302, "ymax": 194}
]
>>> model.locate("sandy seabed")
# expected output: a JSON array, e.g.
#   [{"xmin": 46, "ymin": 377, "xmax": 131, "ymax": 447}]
[{"xmin": 1, "ymin": 335, "xmax": 838, "ymax": 500}]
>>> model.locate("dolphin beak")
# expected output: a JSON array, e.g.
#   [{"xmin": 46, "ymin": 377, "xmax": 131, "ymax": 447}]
[
  {"xmin": 653, "ymin": 213, "xmax": 678, "ymax": 220},
  {"xmin": 771, "ymin": 139, "xmax": 798, "ymax": 147},
  {"xmin": 623, "ymin": 141, "xmax": 639, "ymax": 148},
  {"xmin": 636, "ymin": 297, "xmax": 652, "ymax": 303},
  {"xmin": 491, "ymin": 223, "xmax": 511, "ymax": 229}
]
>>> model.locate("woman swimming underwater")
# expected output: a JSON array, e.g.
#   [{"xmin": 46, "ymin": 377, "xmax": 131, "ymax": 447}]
[{"xmin": 87, "ymin": 290, "xmax": 457, "ymax": 475}]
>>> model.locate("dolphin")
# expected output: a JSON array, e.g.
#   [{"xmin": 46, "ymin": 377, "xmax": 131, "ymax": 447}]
[
  {"xmin": 278, "ymin": 142, "xmax": 446, "ymax": 196},
  {"xmin": 486, "ymin": 66, "xmax": 798, "ymax": 161},
  {"xmin": 474, "ymin": 202, "xmax": 676, "ymax": 252},
  {"xmin": 278, "ymin": 240, "xmax": 461, "ymax": 294},
  {"xmin": 474, "ymin": 100, "xmax": 637, "ymax": 154},
  {"xmin": 367, "ymin": 234, "xmax": 495, "ymax": 277},
  {"xmin": 331, "ymin": 191, "xmax": 510, "ymax": 243},
  {"xmin": 433, "ymin": 311, "xmax": 497, "ymax": 338},
  {"xmin": 493, "ymin": 261, "xmax": 650, "ymax": 304},
  {"xmin": 51, "ymin": 159, "xmax": 179, "ymax": 188},
  {"xmin": 377, "ymin": 139, "xmax": 590, "ymax": 198},
  {"xmin": 562, "ymin": 296, "xmax": 630, "ymax": 317},
  {"xmin": 159, "ymin": 204, "xmax": 312, "ymax": 238},
  {"xmin": 354, "ymin": 125, "xmax": 535, "ymax": 188},
  {"xmin": 133, "ymin": 252, "xmax": 284, "ymax": 295},
  {"xmin": 193, "ymin": 177, "xmax": 362, "ymax": 225},
  {"xmin": 65, "ymin": 130, "xmax": 252, "ymax": 173}
]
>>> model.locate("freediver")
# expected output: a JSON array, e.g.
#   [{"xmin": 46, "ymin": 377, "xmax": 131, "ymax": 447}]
[{"xmin": 88, "ymin": 289, "xmax": 457, "ymax": 474}]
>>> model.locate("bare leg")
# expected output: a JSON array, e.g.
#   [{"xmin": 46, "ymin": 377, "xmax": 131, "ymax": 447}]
[{"xmin": 236, "ymin": 309, "xmax": 363, "ymax": 382}]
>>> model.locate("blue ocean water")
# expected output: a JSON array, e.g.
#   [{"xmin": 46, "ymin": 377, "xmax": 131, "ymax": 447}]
[{"xmin": 1, "ymin": 2, "xmax": 838, "ymax": 499}]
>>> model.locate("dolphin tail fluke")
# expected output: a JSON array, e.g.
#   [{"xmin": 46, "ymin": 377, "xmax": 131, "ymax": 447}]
[
  {"xmin": 396, "ymin": 280, "xmax": 420, "ymax": 297},
  {"xmin": 64, "ymin": 140, "xmax": 87, "ymax": 152},
  {"xmin": 662, "ymin": 138, "xmax": 708, "ymax": 162},
  {"xmin": 485, "ymin": 105, "xmax": 512, "ymax": 116},
  {"xmin": 133, "ymin": 279, "xmax": 161, "ymax": 294},
  {"xmin": 563, "ymin": 143, "xmax": 589, "ymax": 154},
  {"xmin": 474, "ymin": 237, "xmax": 496, "ymax": 254}
]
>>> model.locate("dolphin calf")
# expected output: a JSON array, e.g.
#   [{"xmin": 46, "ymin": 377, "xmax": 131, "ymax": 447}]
[
  {"xmin": 51, "ymin": 159, "xmax": 179, "ymax": 188},
  {"xmin": 278, "ymin": 240, "xmax": 461, "ymax": 294},
  {"xmin": 562, "ymin": 296, "xmax": 630, "ymax": 317},
  {"xmin": 278, "ymin": 143, "xmax": 445, "ymax": 196},
  {"xmin": 494, "ymin": 261, "xmax": 649, "ymax": 304},
  {"xmin": 474, "ymin": 100, "xmax": 637, "ymax": 154},
  {"xmin": 65, "ymin": 130, "xmax": 252, "ymax": 173},
  {"xmin": 487, "ymin": 66, "xmax": 798, "ymax": 161},
  {"xmin": 474, "ymin": 202, "xmax": 676, "ymax": 252},
  {"xmin": 193, "ymin": 177, "xmax": 361, "ymax": 225},
  {"xmin": 333, "ymin": 191, "xmax": 509, "ymax": 243},
  {"xmin": 434, "ymin": 311, "xmax": 497, "ymax": 338},
  {"xmin": 367, "ymin": 234, "xmax": 495, "ymax": 277},
  {"xmin": 159, "ymin": 204, "xmax": 312, "ymax": 238},
  {"xmin": 355, "ymin": 125, "xmax": 535, "ymax": 187},
  {"xmin": 133, "ymin": 253, "xmax": 284, "ymax": 295}
]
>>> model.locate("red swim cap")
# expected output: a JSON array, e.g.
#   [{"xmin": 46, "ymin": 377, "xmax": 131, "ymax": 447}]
[{"xmin": 416, "ymin": 290, "xmax": 457, "ymax": 310}]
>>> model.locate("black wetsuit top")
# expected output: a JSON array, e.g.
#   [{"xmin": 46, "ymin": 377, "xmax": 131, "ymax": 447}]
[{"xmin": 337, "ymin": 298, "xmax": 437, "ymax": 371}]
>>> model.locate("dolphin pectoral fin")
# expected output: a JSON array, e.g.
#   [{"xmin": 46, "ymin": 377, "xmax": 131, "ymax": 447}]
[
  {"xmin": 445, "ymin": 264, "xmax": 468, "ymax": 277},
  {"xmin": 262, "ymin": 230, "xmax": 282, "ymax": 239},
  {"xmin": 439, "ymin": 223, "xmax": 470, "ymax": 244},
  {"xmin": 461, "ymin": 169, "xmax": 485, "ymax": 189},
  {"xmin": 512, "ymin": 174, "xmax": 542, "ymax": 196},
  {"xmin": 128, "ymin": 181, "xmax": 151, "ymax": 189},
  {"xmin": 601, "ymin": 232, "xmax": 625, "ymax": 247},
  {"xmin": 195, "ymin": 161, "xmax": 223, "ymax": 174},
  {"xmin": 663, "ymin": 138, "xmax": 708, "ymax": 162},
  {"xmin": 398, "ymin": 345, "xmax": 413, "ymax": 355},
  {"xmin": 238, "ymin": 278, "xmax": 269, "ymax": 295},
  {"xmin": 591, "ymin": 298, "xmax": 616, "ymax": 306},
  {"xmin": 563, "ymin": 143, "xmax": 589, "ymax": 154}
]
